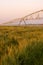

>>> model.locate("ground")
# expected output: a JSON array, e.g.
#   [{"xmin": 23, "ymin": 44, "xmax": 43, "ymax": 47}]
[{"xmin": 0, "ymin": 25, "xmax": 43, "ymax": 65}]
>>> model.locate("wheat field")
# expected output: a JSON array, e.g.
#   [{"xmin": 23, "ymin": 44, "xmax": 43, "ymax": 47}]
[{"xmin": 0, "ymin": 25, "xmax": 43, "ymax": 65}]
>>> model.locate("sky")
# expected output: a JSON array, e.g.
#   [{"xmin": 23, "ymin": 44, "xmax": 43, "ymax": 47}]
[{"xmin": 0, "ymin": 0, "xmax": 43, "ymax": 24}]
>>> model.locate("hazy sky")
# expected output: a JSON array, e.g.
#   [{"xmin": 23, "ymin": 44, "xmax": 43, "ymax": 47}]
[{"xmin": 0, "ymin": 0, "xmax": 43, "ymax": 23}]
